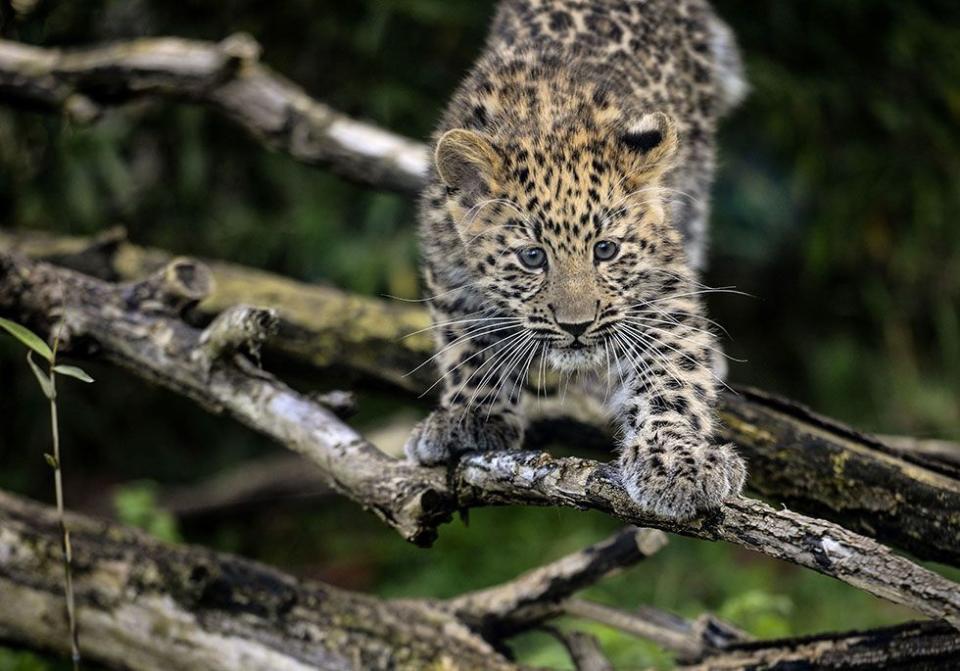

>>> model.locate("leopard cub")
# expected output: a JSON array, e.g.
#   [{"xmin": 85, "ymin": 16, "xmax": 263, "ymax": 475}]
[{"xmin": 407, "ymin": 0, "xmax": 747, "ymax": 520}]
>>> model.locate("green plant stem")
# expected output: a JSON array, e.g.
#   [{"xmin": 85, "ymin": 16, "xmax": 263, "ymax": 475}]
[{"xmin": 49, "ymin": 370, "xmax": 80, "ymax": 670}]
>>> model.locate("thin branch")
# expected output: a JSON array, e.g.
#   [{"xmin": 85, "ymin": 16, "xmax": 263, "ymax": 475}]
[
  {"xmin": 446, "ymin": 525, "xmax": 745, "ymax": 661},
  {"xmin": 564, "ymin": 599, "xmax": 747, "ymax": 661},
  {"xmin": 3, "ymin": 253, "xmax": 960, "ymax": 630},
  {"xmin": 0, "ymin": 35, "xmax": 430, "ymax": 194},
  {"xmin": 543, "ymin": 628, "xmax": 613, "ymax": 671},
  {"xmin": 448, "ymin": 527, "xmax": 668, "ymax": 635},
  {"xmin": 4, "ymin": 227, "xmax": 960, "ymax": 569},
  {"xmin": 159, "ymin": 454, "xmax": 333, "ymax": 518}
]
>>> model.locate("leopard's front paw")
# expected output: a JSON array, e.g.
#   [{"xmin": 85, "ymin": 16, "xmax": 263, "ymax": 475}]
[
  {"xmin": 404, "ymin": 407, "xmax": 523, "ymax": 466},
  {"xmin": 620, "ymin": 441, "xmax": 746, "ymax": 521}
]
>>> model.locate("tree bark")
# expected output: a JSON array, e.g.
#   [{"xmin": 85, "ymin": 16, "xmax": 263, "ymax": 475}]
[
  {"xmin": 4, "ymin": 227, "xmax": 960, "ymax": 568},
  {"xmin": 0, "ymin": 490, "xmax": 520, "ymax": 671},
  {"xmin": 681, "ymin": 620, "xmax": 960, "ymax": 670}
]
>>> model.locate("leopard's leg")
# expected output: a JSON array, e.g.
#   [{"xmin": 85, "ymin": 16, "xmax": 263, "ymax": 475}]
[
  {"xmin": 405, "ymin": 304, "xmax": 531, "ymax": 466},
  {"xmin": 613, "ymin": 296, "xmax": 745, "ymax": 520}
]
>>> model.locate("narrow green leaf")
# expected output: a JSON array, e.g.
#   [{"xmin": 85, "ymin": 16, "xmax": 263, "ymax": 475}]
[
  {"xmin": 44, "ymin": 453, "xmax": 59, "ymax": 469},
  {"xmin": 53, "ymin": 365, "xmax": 94, "ymax": 383},
  {"xmin": 26, "ymin": 352, "xmax": 56, "ymax": 400},
  {"xmin": 0, "ymin": 317, "xmax": 54, "ymax": 362}
]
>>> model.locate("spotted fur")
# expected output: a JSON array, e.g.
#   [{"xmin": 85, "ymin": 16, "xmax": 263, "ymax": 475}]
[{"xmin": 406, "ymin": 0, "xmax": 746, "ymax": 520}]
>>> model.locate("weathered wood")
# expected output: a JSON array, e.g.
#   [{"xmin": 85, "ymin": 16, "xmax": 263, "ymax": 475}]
[
  {"xmin": 3, "ymin": 252, "xmax": 960, "ymax": 629},
  {"xmin": 0, "ymin": 36, "xmax": 429, "ymax": 194},
  {"xmin": 0, "ymin": 227, "xmax": 432, "ymax": 391},
  {"xmin": 0, "ymin": 490, "xmax": 520, "ymax": 671},
  {"xmin": 5, "ymin": 228, "xmax": 960, "ymax": 567},
  {"xmin": 681, "ymin": 620, "xmax": 960, "ymax": 670},
  {"xmin": 719, "ymin": 389, "xmax": 960, "ymax": 567}
]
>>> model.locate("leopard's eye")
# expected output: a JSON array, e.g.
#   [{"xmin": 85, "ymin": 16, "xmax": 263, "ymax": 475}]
[
  {"xmin": 594, "ymin": 240, "xmax": 620, "ymax": 262},
  {"xmin": 517, "ymin": 246, "xmax": 547, "ymax": 269}
]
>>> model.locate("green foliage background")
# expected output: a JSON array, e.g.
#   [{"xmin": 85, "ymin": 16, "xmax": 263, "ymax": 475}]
[{"xmin": 0, "ymin": 1, "xmax": 958, "ymax": 669}]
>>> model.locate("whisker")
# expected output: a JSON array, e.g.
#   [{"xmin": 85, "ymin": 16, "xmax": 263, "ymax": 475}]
[
  {"xmin": 401, "ymin": 315, "xmax": 517, "ymax": 339},
  {"xmin": 621, "ymin": 319, "xmax": 745, "ymax": 363},
  {"xmin": 381, "ymin": 282, "xmax": 480, "ymax": 304},
  {"xmin": 627, "ymin": 305, "xmax": 733, "ymax": 340},
  {"xmin": 623, "ymin": 313, "xmax": 719, "ymax": 340},
  {"xmin": 405, "ymin": 321, "xmax": 522, "ymax": 377},
  {"xmin": 642, "ymin": 288, "xmax": 756, "ymax": 304},
  {"xmin": 618, "ymin": 323, "xmax": 735, "ymax": 395},
  {"xmin": 485, "ymin": 336, "xmax": 537, "ymax": 421},
  {"xmin": 537, "ymin": 340, "xmax": 549, "ymax": 411},
  {"xmin": 418, "ymin": 328, "xmax": 525, "ymax": 397},
  {"xmin": 612, "ymin": 329, "xmax": 668, "ymax": 392},
  {"xmin": 514, "ymin": 341, "xmax": 544, "ymax": 406},
  {"xmin": 460, "ymin": 331, "xmax": 531, "ymax": 416}
]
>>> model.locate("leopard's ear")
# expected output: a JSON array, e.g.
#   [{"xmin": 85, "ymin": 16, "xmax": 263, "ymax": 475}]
[
  {"xmin": 435, "ymin": 129, "xmax": 502, "ymax": 199},
  {"xmin": 619, "ymin": 112, "xmax": 679, "ymax": 183}
]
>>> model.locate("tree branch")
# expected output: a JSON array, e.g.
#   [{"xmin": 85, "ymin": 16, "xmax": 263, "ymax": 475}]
[
  {"xmin": 3, "ymin": 252, "xmax": 960, "ymax": 630},
  {"xmin": 544, "ymin": 628, "xmax": 613, "ymax": 671},
  {"xmin": 158, "ymin": 453, "xmax": 334, "ymax": 518},
  {"xmin": 563, "ymin": 600, "xmax": 747, "ymax": 661},
  {"xmin": 679, "ymin": 620, "xmax": 960, "ymax": 669},
  {"xmin": 448, "ymin": 527, "xmax": 668, "ymax": 635},
  {"xmin": 0, "ymin": 36, "xmax": 430, "ymax": 194},
  {"xmin": 4, "ymin": 227, "xmax": 960, "ymax": 568}
]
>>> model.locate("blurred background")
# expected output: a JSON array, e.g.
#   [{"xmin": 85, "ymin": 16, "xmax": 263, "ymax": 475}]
[{"xmin": 0, "ymin": 1, "xmax": 958, "ymax": 669}]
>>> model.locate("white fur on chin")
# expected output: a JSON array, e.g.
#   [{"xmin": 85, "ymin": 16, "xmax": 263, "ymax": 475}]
[{"xmin": 546, "ymin": 346, "xmax": 605, "ymax": 372}]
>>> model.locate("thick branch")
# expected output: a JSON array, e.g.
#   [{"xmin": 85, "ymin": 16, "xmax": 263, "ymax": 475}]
[
  {"xmin": 0, "ymin": 227, "xmax": 432, "ymax": 391},
  {"xmin": 680, "ymin": 620, "xmax": 960, "ymax": 670},
  {"xmin": 0, "ymin": 490, "xmax": 519, "ymax": 671},
  {"xmin": 5, "ymin": 228, "xmax": 960, "ymax": 568},
  {"xmin": 3, "ymin": 253, "xmax": 960, "ymax": 630},
  {"xmin": 0, "ymin": 36, "xmax": 429, "ymax": 194}
]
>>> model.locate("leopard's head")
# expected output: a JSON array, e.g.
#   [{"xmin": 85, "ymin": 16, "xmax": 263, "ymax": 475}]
[{"xmin": 436, "ymin": 112, "xmax": 691, "ymax": 371}]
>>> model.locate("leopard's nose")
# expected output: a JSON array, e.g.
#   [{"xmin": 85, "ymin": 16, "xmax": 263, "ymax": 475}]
[{"xmin": 556, "ymin": 320, "xmax": 593, "ymax": 338}]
